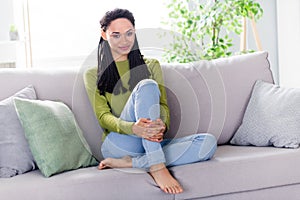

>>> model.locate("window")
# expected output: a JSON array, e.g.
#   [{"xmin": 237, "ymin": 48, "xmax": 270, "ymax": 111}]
[{"xmin": 24, "ymin": 0, "xmax": 169, "ymax": 68}]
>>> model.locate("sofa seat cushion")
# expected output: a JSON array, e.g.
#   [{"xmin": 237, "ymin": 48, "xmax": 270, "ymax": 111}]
[
  {"xmin": 171, "ymin": 145, "xmax": 300, "ymax": 199},
  {"xmin": 1, "ymin": 145, "xmax": 299, "ymax": 200},
  {"xmin": 0, "ymin": 167, "xmax": 173, "ymax": 200}
]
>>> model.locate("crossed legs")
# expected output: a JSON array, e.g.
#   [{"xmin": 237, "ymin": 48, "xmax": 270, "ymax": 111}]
[{"xmin": 99, "ymin": 79, "xmax": 217, "ymax": 194}]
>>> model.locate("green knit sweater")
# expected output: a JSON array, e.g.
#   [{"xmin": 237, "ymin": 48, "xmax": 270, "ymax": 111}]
[{"xmin": 83, "ymin": 58, "xmax": 170, "ymax": 141}]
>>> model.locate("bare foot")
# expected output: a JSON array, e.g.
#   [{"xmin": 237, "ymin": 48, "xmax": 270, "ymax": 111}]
[
  {"xmin": 98, "ymin": 156, "xmax": 132, "ymax": 170},
  {"xmin": 149, "ymin": 163, "xmax": 183, "ymax": 194}
]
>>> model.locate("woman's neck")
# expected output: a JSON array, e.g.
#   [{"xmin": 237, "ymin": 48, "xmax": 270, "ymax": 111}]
[{"xmin": 113, "ymin": 54, "xmax": 128, "ymax": 62}]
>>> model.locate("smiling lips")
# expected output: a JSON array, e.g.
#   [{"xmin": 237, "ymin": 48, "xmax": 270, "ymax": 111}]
[{"xmin": 119, "ymin": 46, "xmax": 130, "ymax": 51}]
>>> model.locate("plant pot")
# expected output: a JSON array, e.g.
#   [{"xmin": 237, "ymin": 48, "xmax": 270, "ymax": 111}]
[{"xmin": 9, "ymin": 31, "xmax": 19, "ymax": 41}]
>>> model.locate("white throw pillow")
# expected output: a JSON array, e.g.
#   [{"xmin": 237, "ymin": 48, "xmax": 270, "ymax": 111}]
[{"xmin": 231, "ymin": 80, "xmax": 300, "ymax": 148}]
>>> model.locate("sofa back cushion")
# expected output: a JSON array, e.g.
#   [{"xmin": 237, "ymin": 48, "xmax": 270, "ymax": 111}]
[
  {"xmin": 161, "ymin": 51, "xmax": 274, "ymax": 144},
  {"xmin": 0, "ymin": 68, "xmax": 103, "ymax": 161},
  {"xmin": 0, "ymin": 51, "xmax": 274, "ymax": 162}
]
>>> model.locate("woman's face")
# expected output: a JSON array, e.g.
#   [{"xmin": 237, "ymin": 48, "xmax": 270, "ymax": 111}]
[{"xmin": 102, "ymin": 18, "xmax": 135, "ymax": 61}]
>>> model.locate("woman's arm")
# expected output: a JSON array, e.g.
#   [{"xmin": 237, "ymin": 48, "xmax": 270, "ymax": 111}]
[
  {"xmin": 84, "ymin": 64, "xmax": 168, "ymax": 141},
  {"xmin": 146, "ymin": 59, "xmax": 170, "ymax": 131},
  {"xmin": 83, "ymin": 67, "xmax": 134, "ymax": 134}
]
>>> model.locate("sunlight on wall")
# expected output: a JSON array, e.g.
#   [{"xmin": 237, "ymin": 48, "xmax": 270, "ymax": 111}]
[{"xmin": 28, "ymin": 0, "xmax": 168, "ymax": 67}]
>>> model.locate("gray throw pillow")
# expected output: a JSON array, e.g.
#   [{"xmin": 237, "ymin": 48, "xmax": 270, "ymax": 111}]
[
  {"xmin": 230, "ymin": 80, "xmax": 300, "ymax": 148},
  {"xmin": 0, "ymin": 85, "xmax": 37, "ymax": 178}
]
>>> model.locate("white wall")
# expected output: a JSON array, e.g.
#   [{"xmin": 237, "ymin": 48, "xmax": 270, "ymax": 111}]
[
  {"xmin": 0, "ymin": 0, "xmax": 14, "ymax": 41},
  {"xmin": 277, "ymin": 0, "xmax": 300, "ymax": 87},
  {"xmin": 244, "ymin": 0, "xmax": 279, "ymax": 83}
]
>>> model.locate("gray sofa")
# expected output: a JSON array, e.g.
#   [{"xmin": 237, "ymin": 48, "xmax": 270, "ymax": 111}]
[{"xmin": 1, "ymin": 51, "xmax": 300, "ymax": 200}]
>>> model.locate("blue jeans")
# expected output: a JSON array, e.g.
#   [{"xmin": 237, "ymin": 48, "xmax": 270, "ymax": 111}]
[{"xmin": 101, "ymin": 79, "xmax": 217, "ymax": 170}]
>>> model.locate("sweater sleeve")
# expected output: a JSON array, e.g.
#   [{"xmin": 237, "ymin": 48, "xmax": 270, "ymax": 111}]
[
  {"xmin": 83, "ymin": 67, "xmax": 134, "ymax": 135},
  {"xmin": 146, "ymin": 59, "xmax": 170, "ymax": 131}
]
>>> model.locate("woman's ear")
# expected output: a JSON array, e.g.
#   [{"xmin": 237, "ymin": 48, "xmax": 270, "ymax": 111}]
[{"xmin": 101, "ymin": 30, "xmax": 107, "ymax": 40}]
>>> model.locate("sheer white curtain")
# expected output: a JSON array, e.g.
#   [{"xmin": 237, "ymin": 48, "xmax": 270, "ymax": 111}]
[
  {"xmin": 277, "ymin": 0, "xmax": 300, "ymax": 87},
  {"xmin": 26, "ymin": 0, "xmax": 168, "ymax": 68}
]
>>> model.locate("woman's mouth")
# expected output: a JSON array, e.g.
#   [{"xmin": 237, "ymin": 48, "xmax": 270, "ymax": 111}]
[{"xmin": 119, "ymin": 46, "xmax": 130, "ymax": 51}]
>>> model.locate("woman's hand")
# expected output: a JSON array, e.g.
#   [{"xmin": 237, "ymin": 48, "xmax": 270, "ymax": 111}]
[{"xmin": 132, "ymin": 118, "xmax": 166, "ymax": 142}]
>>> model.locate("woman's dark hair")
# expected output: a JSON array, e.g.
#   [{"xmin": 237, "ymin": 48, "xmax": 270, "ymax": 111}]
[{"xmin": 97, "ymin": 8, "xmax": 150, "ymax": 95}]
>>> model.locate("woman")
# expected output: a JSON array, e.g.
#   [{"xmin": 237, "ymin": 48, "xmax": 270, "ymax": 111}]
[{"xmin": 84, "ymin": 8, "xmax": 217, "ymax": 194}]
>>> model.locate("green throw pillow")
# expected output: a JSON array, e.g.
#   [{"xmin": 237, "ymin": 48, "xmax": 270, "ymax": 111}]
[{"xmin": 14, "ymin": 98, "xmax": 98, "ymax": 177}]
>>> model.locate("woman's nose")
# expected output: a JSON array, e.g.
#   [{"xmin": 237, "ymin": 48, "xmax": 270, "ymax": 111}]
[{"xmin": 120, "ymin": 34, "xmax": 129, "ymax": 43}]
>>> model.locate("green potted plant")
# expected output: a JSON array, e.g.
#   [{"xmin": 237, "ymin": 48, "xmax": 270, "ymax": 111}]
[
  {"xmin": 9, "ymin": 24, "xmax": 19, "ymax": 41},
  {"xmin": 161, "ymin": 0, "xmax": 263, "ymax": 62}
]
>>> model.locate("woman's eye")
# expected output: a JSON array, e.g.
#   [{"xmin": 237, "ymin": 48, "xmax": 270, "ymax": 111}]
[
  {"xmin": 126, "ymin": 31, "xmax": 134, "ymax": 37},
  {"xmin": 112, "ymin": 34, "xmax": 121, "ymax": 39}
]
